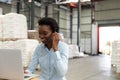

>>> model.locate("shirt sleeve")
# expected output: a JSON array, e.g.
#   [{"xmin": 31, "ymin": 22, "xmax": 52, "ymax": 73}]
[
  {"xmin": 26, "ymin": 46, "xmax": 39, "ymax": 73},
  {"xmin": 53, "ymin": 43, "xmax": 69, "ymax": 77}
]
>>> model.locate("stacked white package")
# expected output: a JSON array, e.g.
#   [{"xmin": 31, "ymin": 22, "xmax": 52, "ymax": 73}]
[
  {"xmin": 85, "ymin": 38, "xmax": 91, "ymax": 54},
  {"xmin": 116, "ymin": 65, "xmax": 120, "ymax": 73},
  {"xmin": 111, "ymin": 41, "xmax": 118, "ymax": 66},
  {"xmin": 112, "ymin": 41, "xmax": 120, "ymax": 73},
  {"xmin": 68, "ymin": 45, "xmax": 74, "ymax": 58},
  {"xmin": 1, "ymin": 41, "xmax": 15, "ymax": 49},
  {"xmin": 116, "ymin": 58, "xmax": 120, "ymax": 73},
  {"xmin": 15, "ymin": 39, "xmax": 39, "ymax": 67},
  {"xmin": 2, "ymin": 13, "xmax": 27, "ymax": 39},
  {"xmin": 0, "ymin": 15, "xmax": 3, "ymax": 38},
  {"xmin": 0, "ymin": 41, "xmax": 2, "ymax": 48},
  {"xmin": 116, "ymin": 43, "xmax": 120, "ymax": 73},
  {"xmin": 68, "ymin": 45, "xmax": 84, "ymax": 58}
]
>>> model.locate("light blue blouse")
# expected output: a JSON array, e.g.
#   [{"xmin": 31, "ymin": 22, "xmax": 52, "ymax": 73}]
[{"xmin": 27, "ymin": 41, "xmax": 69, "ymax": 80}]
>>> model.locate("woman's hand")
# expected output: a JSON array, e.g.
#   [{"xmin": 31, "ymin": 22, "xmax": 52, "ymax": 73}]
[
  {"xmin": 24, "ymin": 67, "xmax": 29, "ymax": 74},
  {"xmin": 52, "ymin": 32, "xmax": 60, "ymax": 52},
  {"xmin": 24, "ymin": 71, "xmax": 29, "ymax": 74}
]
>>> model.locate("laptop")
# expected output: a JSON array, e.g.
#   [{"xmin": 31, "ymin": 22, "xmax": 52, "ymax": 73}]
[{"xmin": 0, "ymin": 49, "xmax": 39, "ymax": 80}]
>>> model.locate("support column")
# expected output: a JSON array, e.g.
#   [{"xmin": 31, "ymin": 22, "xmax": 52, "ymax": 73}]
[
  {"xmin": 70, "ymin": 7, "xmax": 73, "ymax": 44},
  {"xmin": 45, "ymin": 5, "xmax": 48, "ymax": 17},
  {"xmin": 17, "ymin": 0, "xmax": 20, "ymax": 13},
  {"xmin": 29, "ymin": 0, "xmax": 35, "ymax": 30},
  {"xmin": 77, "ymin": 0, "xmax": 81, "ymax": 52},
  {"xmin": 31, "ymin": 0, "xmax": 34, "ymax": 30},
  {"xmin": 44, "ymin": 0, "xmax": 49, "ymax": 17}
]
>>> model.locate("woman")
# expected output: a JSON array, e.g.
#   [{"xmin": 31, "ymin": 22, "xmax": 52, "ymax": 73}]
[{"xmin": 25, "ymin": 17, "xmax": 69, "ymax": 80}]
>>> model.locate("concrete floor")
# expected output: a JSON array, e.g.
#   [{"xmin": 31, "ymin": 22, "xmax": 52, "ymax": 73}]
[{"xmin": 66, "ymin": 55, "xmax": 120, "ymax": 80}]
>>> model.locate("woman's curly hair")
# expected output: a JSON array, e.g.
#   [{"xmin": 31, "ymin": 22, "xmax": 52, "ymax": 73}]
[{"xmin": 38, "ymin": 17, "xmax": 59, "ymax": 33}]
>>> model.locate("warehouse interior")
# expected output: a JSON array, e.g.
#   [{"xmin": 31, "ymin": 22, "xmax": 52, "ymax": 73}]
[{"xmin": 0, "ymin": 0, "xmax": 120, "ymax": 80}]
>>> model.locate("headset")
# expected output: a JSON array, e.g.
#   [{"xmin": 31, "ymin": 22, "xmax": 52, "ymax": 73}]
[{"xmin": 45, "ymin": 28, "xmax": 58, "ymax": 46}]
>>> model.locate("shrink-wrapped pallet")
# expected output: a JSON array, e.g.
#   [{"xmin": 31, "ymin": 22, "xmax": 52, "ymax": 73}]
[
  {"xmin": 2, "ymin": 13, "xmax": 27, "ymax": 39},
  {"xmin": 117, "ymin": 65, "xmax": 120, "ymax": 73},
  {"xmin": 111, "ymin": 41, "xmax": 120, "ymax": 73},
  {"xmin": 85, "ymin": 38, "xmax": 91, "ymax": 54},
  {"xmin": 1, "ymin": 41, "xmax": 15, "ymax": 49},
  {"xmin": 68, "ymin": 45, "xmax": 74, "ymax": 58},
  {"xmin": 15, "ymin": 39, "xmax": 39, "ymax": 67},
  {"xmin": 0, "ymin": 15, "xmax": 3, "ymax": 38},
  {"xmin": 111, "ymin": 41, "xmax": 118, "ymax": 65},
  {"xmin": 0, "ymin": 41, "xmax": 2, "ymax": 48},
  {"xmin": 116, "ymin": 48, "xmax": 120, "ymax": 73},
  {"xmin": 28, "ymin": 30, "xmax": 40, "ymax": 42},
  {"xmin": 68, "ymin": 45, "xmax": 84, "ymax": 58}
]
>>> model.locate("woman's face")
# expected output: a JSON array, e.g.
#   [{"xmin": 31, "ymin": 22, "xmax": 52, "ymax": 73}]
[{"xmin": 39, "ymin": 25, "xmax": 52, "ymax": 44}]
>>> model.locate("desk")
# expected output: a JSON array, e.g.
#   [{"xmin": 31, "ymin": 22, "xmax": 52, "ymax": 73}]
[
  {"xmin": 30, "ymin": 77, "xmax": 39, "ymax": 80},
  {"xmin": 24, "ymin": 67, "xmax": 40, "ymax": 80},
  {"xmin": 0, "ymin": 78, "xmax": 39, "ymax": 80}
]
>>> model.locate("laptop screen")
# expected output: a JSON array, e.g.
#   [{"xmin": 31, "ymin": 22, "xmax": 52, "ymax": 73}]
[{"xmin": 0, "ymin": 49, "xmax": 24, "ymax": 80}]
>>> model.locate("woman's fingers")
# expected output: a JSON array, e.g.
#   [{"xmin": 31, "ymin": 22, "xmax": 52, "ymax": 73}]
[
  {"xmin": 53, "ymin": 32, "xmax": 60, "ymax": 41},
  {"xmin": 52, "ymin": 32, "xmax": 60, "ymax": 51},
  {"xmin": 24, "ymin": 71, "xmax": 29, "ymax": 74}
]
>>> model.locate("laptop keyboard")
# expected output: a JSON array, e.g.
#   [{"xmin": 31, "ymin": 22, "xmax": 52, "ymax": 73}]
[{"xmin": 24, "ymin": 75, "xmax": 30, "ymax": 78}]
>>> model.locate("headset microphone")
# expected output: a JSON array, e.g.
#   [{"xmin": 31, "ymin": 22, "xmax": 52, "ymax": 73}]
[{"xmin": 44, "ymin": 34, "xmax": 53, "ymax": 46}]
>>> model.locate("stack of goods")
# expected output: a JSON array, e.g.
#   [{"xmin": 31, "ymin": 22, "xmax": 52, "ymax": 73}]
[
  {"xmin": 0, "ymin": 15, "xmax": 3, "ymax": 48},
  {"xmin": 111, "ymin": 41, "xmax": 120, "ymax": 73},
  {"xmin": 0, "ymin": 41, "xmax": 2, "ymax": 48},
  {"xmin": 1, "ymin": 41, "xmax": 15, "ymax": 49},
  {"xmin": 111, "ymin": 41, "xmax": 118, "ymax": 66},
  {"xmin": 0, "ymin": 13, "xmax": 39, "ymax": 67},
  {"xmin": 68, "ymin": 45, "xmax": 84, "ymax": 58},
  {"xmin": 0, "ymin": 15, "xmax": 3, "ymax": 39},
  {"xmin": 0, "ymin": 13, "xmax": 27, "ymax": 40},
  {"xmin": 15, "ymin": 39, "xmax": 39, "ymax": 67},
  {"xmin": 28, "ymin": 30, "xmax": 40, "ymax": 42},
  {"xmin": 116, "ymin": 42, "xmax": 120, "ymax": 73}
]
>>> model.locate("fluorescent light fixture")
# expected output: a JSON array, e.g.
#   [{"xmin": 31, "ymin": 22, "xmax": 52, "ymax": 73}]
[
  {"xmin": 81, "ymin": 0, "xmax": 91, "ymax": 2},
  {"xmin": 28, "ymin": 0, "xmax": 32, "ymax": 2},
  {"xmin": 57, "ymin": 0, "xmax": 90, "ymax": 4}
]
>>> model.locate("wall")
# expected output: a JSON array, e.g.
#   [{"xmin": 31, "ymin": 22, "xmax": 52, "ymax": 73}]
[
  {"xmin": 72, "ymin": 8, "xmax": 79, "ymax": 45},
  {"xmin": 0, "ymin": 7, "xmax": 2, "ymax": 14},
  {"xmin": 0, "ymin": 2, "xmax": 11, "ymax": 14},
  {"xmin": 92, "ymin": 22, "xmax": 98, "ymax": 54},
  {"xmin": 80, "ymin": 7, "xmax": 92, "ymax": 53},
  {"xmin": 95, "ymin": 0, "xmax": 120, "ymax": 25}
]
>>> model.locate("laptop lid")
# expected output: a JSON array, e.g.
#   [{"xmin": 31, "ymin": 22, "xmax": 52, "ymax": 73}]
[{"xmin": 0, "ymin": 49, "xmax": 24, "ymax": 80}]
